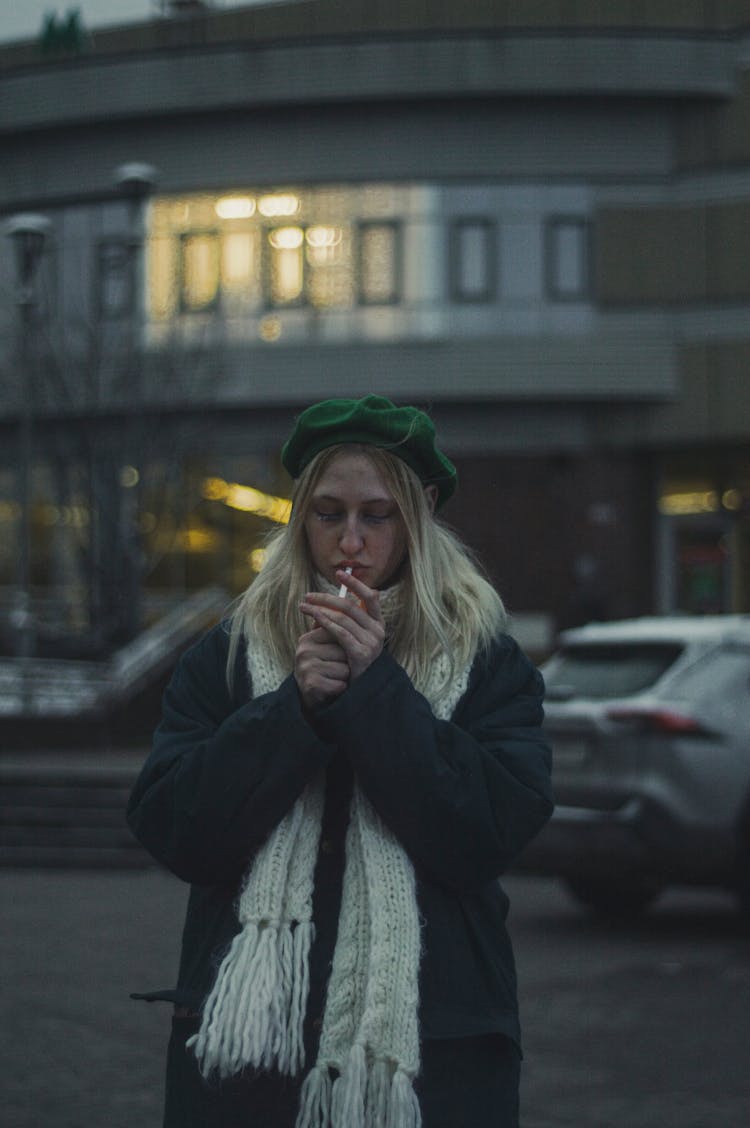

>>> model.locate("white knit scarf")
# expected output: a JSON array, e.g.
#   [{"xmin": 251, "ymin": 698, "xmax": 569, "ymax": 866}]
[{"xmin": 188, "ymin": 584, "xmax": 472, "ymax": 1128}]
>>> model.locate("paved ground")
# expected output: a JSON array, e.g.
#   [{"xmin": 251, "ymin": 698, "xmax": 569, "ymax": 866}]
[
  {"xmin": 1, "ymin": 867, "xmax": 749, "ymax": 1128},
  {"xmin": 509, "ymin": 878, "xmax": 750, "ymax": 1128}
]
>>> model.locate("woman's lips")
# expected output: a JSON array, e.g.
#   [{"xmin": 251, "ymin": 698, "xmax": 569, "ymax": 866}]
[{"xmin": 338, "ymin": 563, "xmax": 366, "ymax": 579}]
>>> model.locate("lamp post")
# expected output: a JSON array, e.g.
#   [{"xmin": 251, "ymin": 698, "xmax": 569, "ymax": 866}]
[
  {"xmin": 4, "ymin": 213, "xmax": 52, "ymax": 681},
  {"xmin": 113, "ymin": 162, "xmax": 157, "ymax": 363},
  {"xmin": 113, "ymin": 163, "xmax": 156, "ymax": 642}
]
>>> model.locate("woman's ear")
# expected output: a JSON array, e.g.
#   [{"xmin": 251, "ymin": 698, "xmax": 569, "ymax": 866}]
[{"xmin": 424, "ymin": 484, "xmax": 438, "ymax": 514}]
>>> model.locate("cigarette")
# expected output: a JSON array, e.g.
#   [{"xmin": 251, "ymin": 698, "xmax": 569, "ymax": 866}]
[{"xmin": 338, "ymin": 566, "xmax": 353, "ymax": 598}]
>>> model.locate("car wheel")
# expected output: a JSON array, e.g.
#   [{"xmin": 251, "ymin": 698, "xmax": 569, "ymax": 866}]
[{"xmin": 564, "ymin": 876, "xmax": 662, "ymax": 918}]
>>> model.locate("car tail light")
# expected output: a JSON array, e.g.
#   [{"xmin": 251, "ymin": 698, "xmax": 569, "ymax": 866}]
[{"xmin": 605, "ymin": 706, "xmax": 705, "ymax": 734}]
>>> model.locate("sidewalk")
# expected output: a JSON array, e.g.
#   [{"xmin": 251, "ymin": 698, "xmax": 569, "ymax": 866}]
[{"xmin": 1, "ymin": 867, "xmax": 185, "ymax": 1128}]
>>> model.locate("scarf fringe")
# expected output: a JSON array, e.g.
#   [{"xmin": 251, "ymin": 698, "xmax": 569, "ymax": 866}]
[
  {"xmin": 387, "ymin": 1067, "xmax": 422, "ymax": 1128},
  {"xmin": 295, "ymin": 1047, "xmax": 421, "ymax": 1128},
  {"xmin": 366, "ymin": 1058, "xmax": 393, "ymax": 1128},
  {"xmin": 188, "ymin": 920, "xmax": 313, "ymax": 1079},
  {"xmin": 296, "ymin": 1064, "xmax": 333, "ymax": 1128},
  {"xmin": 331, "ymin": 1043, "xmax": 368, "ymax": 1127}
]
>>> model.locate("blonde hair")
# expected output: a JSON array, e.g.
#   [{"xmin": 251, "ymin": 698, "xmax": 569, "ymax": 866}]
[{"xmin": 227, "ymin": 445, "xmax": 506, "ymax": 699}]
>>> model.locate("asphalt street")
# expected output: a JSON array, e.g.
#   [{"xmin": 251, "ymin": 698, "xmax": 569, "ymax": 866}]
[{"xmin": 2, "ymin": 868, "xmax": 748, "ymax": 1128}]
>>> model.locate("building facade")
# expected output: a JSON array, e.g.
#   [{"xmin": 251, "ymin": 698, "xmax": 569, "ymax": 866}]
[{"xmin": 1, "ymin": 0, "xmax": 749, "ymax": 657}]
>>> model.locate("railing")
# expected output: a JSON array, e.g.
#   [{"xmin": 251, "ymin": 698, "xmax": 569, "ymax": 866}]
[{"xmin": 0, "ymin": 585, "xmax": 227, "ymax": 719}]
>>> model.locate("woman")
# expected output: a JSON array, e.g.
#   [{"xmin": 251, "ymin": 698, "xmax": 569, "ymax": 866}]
[{"xmin": 127, "ymin": 394, "xmax": 553, "ymax": 1128}]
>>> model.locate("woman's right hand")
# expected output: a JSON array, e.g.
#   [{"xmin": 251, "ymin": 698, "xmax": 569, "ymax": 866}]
[{"xmin": 294, "ymin": 626, "xmax": 350, "ymax": 710}]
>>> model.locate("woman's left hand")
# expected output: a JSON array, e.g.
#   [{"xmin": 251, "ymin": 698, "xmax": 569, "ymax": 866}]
[{"xmin": 299, "ymin": 571, "xmax": 386, "ymax": 682}]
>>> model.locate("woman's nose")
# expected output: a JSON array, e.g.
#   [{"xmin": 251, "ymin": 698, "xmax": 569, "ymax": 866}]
[{"xmin": 339, "ymin": 519, "xmax": 365, "ymax": 554}]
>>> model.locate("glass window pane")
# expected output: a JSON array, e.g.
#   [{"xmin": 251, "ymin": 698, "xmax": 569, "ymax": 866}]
[
  {"xmin": 146, "ymin": 187, "xmax": 410, "ymax": 320},
  {"xmin": 306, "ymin": 224, "xmax": 354, "ymax": 309},
  {"xmin": 547, "ymin": 217, "xmax": 589, "ymax": 300},
  {"xmin": 221, "ymin": 230, "xmax": 261, "ymax": 308},
  {"xmin": 148, "ymin": 235, "xmax": 177, "ymax": 320},
  {"xmin": 97, "ymin": 239, "xmax": 132, "ymax": 318},
  {"xmin": 544, "ymin": 644, "xmax": 683, "ymax": 699},
  {"xmin": 267, "ymin": 226, "xmax": 305, "ymax": 305},
  {"xmin": 359, "ymin": 222, "xmax": 399, "ymax": 305},
  {"xmin": 180, "ymin": 232, "xmax": 220, "ymax": 311},
  {"xmin": 451, "ymin": 219, "xmax": 496, "ymax": 302}
]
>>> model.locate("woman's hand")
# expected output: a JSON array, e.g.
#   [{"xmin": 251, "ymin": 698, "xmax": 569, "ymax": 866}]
[
  {"xmin": 294, "ymin": 626, "xmax": 350, "ymax": 710},
  {"xmin": 299, "ymin": 571, "xmax": 386, "ymax": 684}
]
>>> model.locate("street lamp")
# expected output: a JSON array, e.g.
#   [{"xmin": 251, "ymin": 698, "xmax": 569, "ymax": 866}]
[
  {"xmin": 4, "ymin": 212, "xmax": 52, "ymax": 675},
  {"xmin": 112, "ymin": 162, "xmax": 157, "ymax": 353},
  {"xmin": 6, "ymin": 213, "xmax": 52, "ymax": 298},
  {"xmin": 113, "ymin": 162, "xmax": 157, "ymax": 202},
  {"xmin": 112, "ymin": 163, "xmax": 156, "ymax": 642}
]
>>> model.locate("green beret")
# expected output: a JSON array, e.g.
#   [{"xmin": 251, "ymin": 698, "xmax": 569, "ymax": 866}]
[{"xmin": 281, "ymin": 394, "xmax": 457, "ymax": 508}]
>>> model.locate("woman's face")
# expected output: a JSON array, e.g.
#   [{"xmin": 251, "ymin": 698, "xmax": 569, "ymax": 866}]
[{"xmin": 303, "ymin": 450, "xmax": 408, "ymax": 590}]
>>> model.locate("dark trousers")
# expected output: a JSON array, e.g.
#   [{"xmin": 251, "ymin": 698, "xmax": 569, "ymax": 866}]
[{"xmin": 165, "ymin": 1016, "xmax": 521, "ymax": 1128}]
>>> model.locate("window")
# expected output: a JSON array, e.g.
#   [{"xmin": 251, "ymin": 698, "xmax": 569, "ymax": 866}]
[
  {"xmin": 450, "ymin": 218, "xmax": 496, "ymax": 302},
  {"xmin": 264, "ymin": 223, "xmax": 354, "ymax": 310},
  {"xmin": 221, "ymin": 229, "xmax": 262, "ymax": 310},
  {"xmin": 147, "ymin": 188, "xmax": 404, "ymax": 321},
  {"xmin": 358, "ymin": 222, "xmax": 401, "ymax": 305},
  {"xmin": 180, "ymin": 232, "xmax": 220, "ymax": 312},
  {"xmin": 96, "ymin": 238, "xmax": 134, "ymax": 319},
  {"xmin": 545, "ymin": 216, "xmax": 590, "ymax": 301},
  {"xmin": 544, "ymin": 644, "xmax": 683, "ymax": 700}
]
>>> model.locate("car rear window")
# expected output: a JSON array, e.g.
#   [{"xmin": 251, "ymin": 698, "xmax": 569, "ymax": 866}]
[{"xmin": 543, "ymin": 643, "xmax": 684, "ymax": 700}]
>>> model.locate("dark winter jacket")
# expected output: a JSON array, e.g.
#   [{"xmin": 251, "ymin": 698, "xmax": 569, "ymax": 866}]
[{"xmin": 127, "ymin": 622, "xmax": 553, "ymax": 1049}]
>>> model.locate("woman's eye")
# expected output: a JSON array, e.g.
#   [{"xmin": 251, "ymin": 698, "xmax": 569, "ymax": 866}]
[{"xmin": 316, "ymin": 511, "xmax": 341, "ymax": 522}]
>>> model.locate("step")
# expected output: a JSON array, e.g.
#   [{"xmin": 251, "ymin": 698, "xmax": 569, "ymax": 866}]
[
  {"xmin": 0, "ymin": 844, "xmax": 154, "ymax": 868},
  {"xmin": 0, "ymin": 784, "xmax": 134, "ymax": 809},
  {"xmin": 0, "ymin": 804, "xmax": 132, "ymax": 828},
  {"xmin": 0, "ymin": 756, "xmax": 143, "ymax": 786},
  {"xmin": 0, "ymin": 823, "xmax": 141, "ymax": 849},
  {"xmin": 0, "ymin": 750, "xmax": 149, "ymax": 866}
]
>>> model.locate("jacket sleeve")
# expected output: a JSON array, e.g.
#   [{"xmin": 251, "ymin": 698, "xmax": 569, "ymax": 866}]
[
  {"xmin": 313, "ymin": 634, "xmax": 553, "ymax": 893},
  {"xmin": 126, "ymin": 624, "xmax": 334, "ymax": 886}
]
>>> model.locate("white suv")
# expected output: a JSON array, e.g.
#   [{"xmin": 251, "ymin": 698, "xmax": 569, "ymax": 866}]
[{"xmin": 517, "ymin": 615, "xmax": 750, "ymax": 916}]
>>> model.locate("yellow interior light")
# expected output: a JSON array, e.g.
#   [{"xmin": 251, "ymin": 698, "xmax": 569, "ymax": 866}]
[
  {"xmin": 722, "ymin": 488, "xmax": 743, "ymax": 511},
  {"xmin": 249, "ymin": 548, "xmax": 267, "ymax": 572},
  {"xmin": 215, "ymin": 196, "xmax": 256, "ymax": 220},
  {"xmin": 38, "ymin": 504, "xmax": 61, "ymax": 527},
  {"xmin": 202, "ymin": 477, "xmax": 291, "ymax": 524},
  {"xmin": 0, "ymin": 500, "xmax": 21, "ymax": 520},
  {"xmin": 182, "ymin": 527, "xmax": 218, "ymax": 552},
  {"xmin": 202, "ymin": 477, "xmax": 230, "ymax": 501},
  {"xmin": 307, "ymin": 225, "xmax": 342, "ymax": 248},
  {"xmin": 658, "ymin": 490, "xmax": 719, "ymax": 516},
  {"xmin": 120, "ymin": 465, "xmax": 140, "ymax": 488},
  {"xmin": 269, "ymin": 227, "xmax": 304, "ymax": 250},
  {"xmin": 259, "ymin": 315, "xmax": 282, "ymax": 341},
  {"xmin": 259, "ymin": 193, "xmax": 300, "ymax": 218}
]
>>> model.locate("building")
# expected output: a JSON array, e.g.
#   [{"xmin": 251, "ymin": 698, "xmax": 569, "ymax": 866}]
[{"xmin": 1, "ymin": 0, "xmax": 749, "ymax": 661}]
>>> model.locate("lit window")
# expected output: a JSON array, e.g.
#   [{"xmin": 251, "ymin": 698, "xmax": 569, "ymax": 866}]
[
  {"xmin": 221, "ymin": 230, "xmax": 261, "ymax": 307},
  {"xmin": 358, "ymin": 222, "xmax": 401, "ymax": 305},
  {"xmin": 267, "ymin": 226, "xmax": 305, "ymax": 306},
  {"xmin": 147, "ymin": 188, "xmax": 406, "ymax": 321},
  {"xmin": 148, "ymin": 234, "xmax": 177, "ymax": 320},
  {"xmin": 546, "ymin": 217, "xmax": 590, "ymax": 301},
  {"xmin": 306, "ymin": 225, "xmax": 353, "ymax": 310},
  {"xmin": 215, "ymin": 196, "xmax": 256, "ymax": 220},
  {"xmin": 180, "ymin": 232, "xmax": 220, "ymax": 312},
  {"xmin": 258, "ymin": 193, "xmax": 301, "ymax": 218},
  {"xmin": 450, "ymin": 219, "xmax": 497, "ymax": 303}
]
